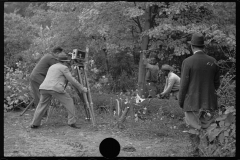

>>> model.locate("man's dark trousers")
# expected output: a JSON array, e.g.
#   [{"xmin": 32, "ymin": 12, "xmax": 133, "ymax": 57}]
[{"xmin": 30, "ymin": 79, "xmax": 41, "ymax": 107}]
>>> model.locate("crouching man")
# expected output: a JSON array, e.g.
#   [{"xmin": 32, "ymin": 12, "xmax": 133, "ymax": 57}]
[
  {"xmin": 160, "ymin": 64, "xmax": 180, "ymax": 100},
  {"xmin": 30, "ymin": 52, "xmax": 88, "ymax": 129}
]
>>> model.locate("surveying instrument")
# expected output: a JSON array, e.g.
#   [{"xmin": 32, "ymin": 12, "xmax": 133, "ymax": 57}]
[
  {"xmin": 20, "ymin": 47, "xmax": 96, "ymax": 127},
  {"xmin": 67, "ymin": 47, "xmax": 96, "ymax": 126}
]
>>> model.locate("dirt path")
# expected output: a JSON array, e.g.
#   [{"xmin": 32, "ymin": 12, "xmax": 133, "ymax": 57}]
[{"xmin": 4, "ymin": 109, "xmax": 191, "ymax": 157}]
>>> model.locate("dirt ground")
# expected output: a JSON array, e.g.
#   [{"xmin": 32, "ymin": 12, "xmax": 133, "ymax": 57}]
[{"xmin": 4, "ymin": 107, "xmax": 192, "ymax": 157}]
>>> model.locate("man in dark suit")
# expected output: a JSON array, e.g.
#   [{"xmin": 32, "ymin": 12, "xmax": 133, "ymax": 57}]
[
  {"xmin": 178, "ymin": 33, "xmax": 220, "ymax": 156},
  {"xmin": 30, "ymin": 47, "xmax": 63, "ymax": 107}
]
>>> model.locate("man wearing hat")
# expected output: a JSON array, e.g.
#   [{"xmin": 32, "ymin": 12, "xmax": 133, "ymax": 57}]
[
  {"xmin": 178, "ymin": 33, "xmax": 220, "ymax": 156},
  {"xmin": 30, "ymin": 47, "xmax": 63, "ymax": 108},
  {"xmin": 30, "ymin": 52, "xmax": 88, "ymax": 129},
  {"xmin": 160, "ymin": 64, "xmax": 180, "ymax": 99}
]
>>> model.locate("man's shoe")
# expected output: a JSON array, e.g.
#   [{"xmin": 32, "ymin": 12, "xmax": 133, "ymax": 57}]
[
  {"xmin": 30, "ymin": 125, "xmax": 39, "ymax": 129},
  {"xmin": 68, "ymin": 124, "xmax": 81, "ymax": 129}
]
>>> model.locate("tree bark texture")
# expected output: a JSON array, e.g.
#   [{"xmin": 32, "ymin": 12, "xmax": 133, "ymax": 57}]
[{"xmin": 137, "ymin": 6, "xmax": 151, "ymax": 97}]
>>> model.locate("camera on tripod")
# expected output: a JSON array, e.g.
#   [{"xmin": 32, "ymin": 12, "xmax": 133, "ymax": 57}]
[{"xmin": 68, "ymin": 49, "xmax": 86, "ymax": 66}]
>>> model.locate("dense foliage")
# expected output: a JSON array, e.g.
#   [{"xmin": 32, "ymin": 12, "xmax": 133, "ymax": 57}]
[
  {"xmin": 4, "ymin": 62, "xmax": 32, "ymax": 111},
  {"xmin": 199, "ymin": 106, "xmax": 235, "ymax": 157}
]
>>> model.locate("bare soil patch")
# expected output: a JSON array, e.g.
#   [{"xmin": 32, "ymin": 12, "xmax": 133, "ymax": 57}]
[{"xmin": 4, "ymin": 103, "xmax": 191, "ymax": 157}]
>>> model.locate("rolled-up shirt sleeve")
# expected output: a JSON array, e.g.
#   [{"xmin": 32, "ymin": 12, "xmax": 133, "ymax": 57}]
[
  {"xmin": 62, "ymin": 67, "xmax": 86, "ymax": 93},
  {"xmin": 162, "ymin": 77, "xmax": 175, "ymax": 95},
  {"xmin": 163, "ymin": 77, "xmax": 168, "ymax": 91}
]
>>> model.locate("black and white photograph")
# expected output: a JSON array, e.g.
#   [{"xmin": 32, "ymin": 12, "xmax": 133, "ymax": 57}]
[{"xmin": 4, "ymin": 2, "xmax": 236, "ymax": 157}]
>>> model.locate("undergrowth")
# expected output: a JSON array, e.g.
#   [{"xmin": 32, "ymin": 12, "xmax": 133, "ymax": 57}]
[{"xmin": 46, "ymin": 94, "xmax": 187, "ymax": 142}]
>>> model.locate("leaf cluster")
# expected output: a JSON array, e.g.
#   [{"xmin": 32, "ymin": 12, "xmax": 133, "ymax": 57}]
[
  {"xmin": 4, "ymin": 62, "xmax": 32, "ymax": 111},
  {"xmin": 198, "ymin": 106, "xmax": 236, "ymax": 157},
  {"xmin": 4, "ymin": 12, "xmax": 39, "ymax": 67}
]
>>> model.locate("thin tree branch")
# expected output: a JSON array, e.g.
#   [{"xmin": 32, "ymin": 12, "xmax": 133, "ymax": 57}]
[
  {"xmin": 132, "ymin": 18, "xmax": 139, "ymax": 26},
  {"xmin": 133, "ymin": 2, "xmax": 143, "ymax": 32},
  {"xmin": 131, "ymin": 18, "xmax": 142, "ymax": 33},
  {"xmin": 136, "ymin": 17, "xmax": 143, "ymax": 32}
]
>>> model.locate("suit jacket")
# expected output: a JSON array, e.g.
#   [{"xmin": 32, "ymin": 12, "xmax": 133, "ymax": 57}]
[
  {"xmin": 39, "ymin": 63, "xmax": 85, "ymax": 94},
  {"xmin": 30, "ymin": 54, "xmax": 58, "ymax": 84},
  {"xmin": 178, "ymin": 51, "xmax": 220, "ymax": 112}
]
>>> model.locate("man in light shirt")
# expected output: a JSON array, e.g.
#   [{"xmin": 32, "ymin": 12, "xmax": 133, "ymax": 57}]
[
  {"xmin": 30, "ymin": 52, "xmax": 88, "ymax": 129},
  {"xmin": 160, "ymin": 64, "xmax": 180, "ymax": 100}
]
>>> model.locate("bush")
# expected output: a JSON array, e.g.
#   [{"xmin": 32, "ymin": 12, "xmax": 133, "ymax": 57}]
[
  {"xmin": 217, "ymin": 73, "xmax": 235, "ymax": 107},
  {"xmin": 198, "ymin": 106, "xmax": 235, "ymax": 157},
  {"xmin": 4, "ymin": 62, "xmax": 32, "ymax": 111},
  {"xmin": 91, "ymin": 93, "xmax": 117, "ymax": 114}
]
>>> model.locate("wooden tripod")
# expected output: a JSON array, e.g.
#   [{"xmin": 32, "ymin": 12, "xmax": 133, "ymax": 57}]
[{"xmin": 74, "ymin": 64, "xmax": 96, "ymax": 126}]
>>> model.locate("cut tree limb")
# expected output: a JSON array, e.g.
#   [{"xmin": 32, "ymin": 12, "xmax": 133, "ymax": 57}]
[
  {"xmin": 109, "ymin": 97, "xmax": 114, "ymax": 117},
  {"xmin": 118, "ymin": 106, "xmax": 130, "ymax": 124},
  {"xmin": 116, "ymin": 99, "xmax": 120, "ymax": 120}
]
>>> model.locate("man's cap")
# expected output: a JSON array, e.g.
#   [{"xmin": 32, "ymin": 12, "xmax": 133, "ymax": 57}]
[
  {"xmin": 58, "ymin": 53, "xmax": 70, "ymax": 62},
  {"xmin": 52, "ymin": 46, "xmax": 63, "ymax": 53},
  {"xmin": 188, "ymin": 33, "xmax": 206, "ymax": 47},
  {"xmin": 161, "ymin": 64, "xmax": 174, "ymax": 71}
]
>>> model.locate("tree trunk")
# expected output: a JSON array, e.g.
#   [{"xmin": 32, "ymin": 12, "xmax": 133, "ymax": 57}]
[
  {"xmin": 102, "ymin": 36, "xmax": 110, "ymax": 75},
  {"xmin": 137, "ymin": 6, "xmax": 151, "ymax": 97}
]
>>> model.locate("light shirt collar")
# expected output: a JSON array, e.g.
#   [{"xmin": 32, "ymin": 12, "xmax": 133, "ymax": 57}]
[{"xmin": 193, "ymin": 50, "xmax": 202, "ymax": 54}]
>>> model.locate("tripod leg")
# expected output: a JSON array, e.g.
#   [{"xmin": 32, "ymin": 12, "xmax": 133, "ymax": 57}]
[
  {"xmin": 76, "ymin": 67, "xmax": 91, "ymax": 121},
  {"xmin": 78, "ymin": 92, "xmax": 90, "ymax": 121},
  {"xmin": 84, "ymin": 104, "xmax": 91, "ymax": 121},
  {"xmin": 20, "ymin": 99, "xmax": 34, "ymax": 116},
  {"xmin": 80, "ymin": 73, "xmax": 91, "ymax": 121},
  {"xmin": 84, "ymin": 105, "xmax": 90, "ymax": 120},
  {"xmin": 82, "ymin": 68, "xmax": 96, "ymax": 126}
]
